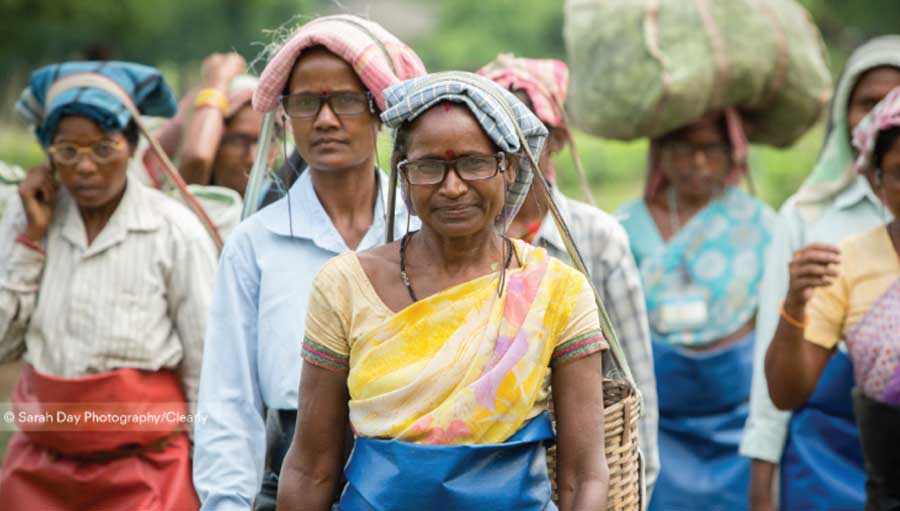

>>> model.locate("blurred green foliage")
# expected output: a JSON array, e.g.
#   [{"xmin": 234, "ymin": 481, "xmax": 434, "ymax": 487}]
[{"xmin": 1, "ymin": 0, "xmax": 898, "ymax": 211}]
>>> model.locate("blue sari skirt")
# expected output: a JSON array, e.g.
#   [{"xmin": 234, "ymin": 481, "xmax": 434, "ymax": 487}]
[
  {"xmin": 338, "ymin": 412, "xmax": 557, "ymax": 511},
  {"xmin": 649, "ymin": 332, "xmax": 753, "ymax": 511}
]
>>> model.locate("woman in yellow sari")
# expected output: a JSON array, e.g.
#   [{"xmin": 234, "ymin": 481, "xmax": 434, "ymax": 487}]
[{"xmin": 277, "ymin": 73, "xmax": 610, "ymax": 510}]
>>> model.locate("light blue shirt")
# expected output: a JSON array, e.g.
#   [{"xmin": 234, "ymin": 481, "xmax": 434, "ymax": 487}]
[
  {"xmin": 740, "ymin": 175, "xmax": 891, "ymax": 463},
  {"xmin": 193, "ymin": 169, "xmax": 411, "ymax": 510}
]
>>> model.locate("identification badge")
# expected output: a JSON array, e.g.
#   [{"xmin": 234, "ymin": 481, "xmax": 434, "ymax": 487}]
[{"xmin": 652, "ymin": 286, "xmax": 709, "ymax": 334}]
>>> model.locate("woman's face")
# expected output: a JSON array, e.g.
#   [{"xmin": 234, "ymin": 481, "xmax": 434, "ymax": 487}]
[
  {"xmin": 212, "ymin": 105, "xmax": 276, "ymax": 196},
  {"xmin": 847, "ymin": 66, "xmax": 900, "ymax": 132},
  {"xmin": 875, "ymin": 134, "xmax": 900, "ymax": 219},
  {"xmin": 658, "ymin": 116, "xmax": 731, "ymax": 203},
  {"xmin": 51, "ymin": 116, "xmax": 131, "ymax": 209},
  {"xmin": 402, "ymin": 104, "xmax": 516, "ymax": 239},
  {"xmin": 286, "ymin": 48, "xmax": 378, "ymax": 173}
]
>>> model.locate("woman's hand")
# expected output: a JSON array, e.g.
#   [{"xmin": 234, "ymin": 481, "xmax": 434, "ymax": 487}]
[
  {"xmin": 18, "ymin": 165, "xmax": 58, "ymax": 242},
  {"xmin": 200, "ymin": 52, "xmax": 246, "ymax": 90},
  {"xmin": 783, "ymin": 243, "xmax": 840, "ymax": 319},
  {"xmin": 765, "ymin": 243, "xmax": 837, "ymax": 410}
]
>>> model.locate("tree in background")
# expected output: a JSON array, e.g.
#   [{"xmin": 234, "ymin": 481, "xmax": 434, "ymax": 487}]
[
  {"xmin": 0, "ymin": 0, "xmax": 320, "ymax": 92},
  {"xmin": 2, "ymin": 0, "xmax": 899, "ymax": 208}
]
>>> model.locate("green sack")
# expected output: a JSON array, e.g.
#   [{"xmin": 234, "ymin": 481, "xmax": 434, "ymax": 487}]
[{"xmin": 564, "ymin": 0, "xmax": 832, "ymax": 147}]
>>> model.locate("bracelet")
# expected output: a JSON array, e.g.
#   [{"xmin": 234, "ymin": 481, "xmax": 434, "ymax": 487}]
[
  {"xmin": 15, "ymin": 232, "xmax": 45, "ymax": 255},
  {"xmin": 779, "ymin": 302, "xmax": 806, "ymax": 329},
  {"xmin": 194, "ymin": 88, "xmax": 229, "ymax": 115}
]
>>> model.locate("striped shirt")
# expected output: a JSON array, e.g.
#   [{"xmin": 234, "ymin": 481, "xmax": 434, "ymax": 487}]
[
  {"xmin": 0, "ymin": 176, "xmax": 217, "ymax": 406},
  {"xmin": 535, "ymin": 187, "xmax": 660, "ymax": 494}
]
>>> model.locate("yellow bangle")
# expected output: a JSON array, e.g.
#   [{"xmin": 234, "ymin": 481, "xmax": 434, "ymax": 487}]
[
  {"xmin": 780, "ymin": 302, "xmax": 807, "ymax": 329},
  {"xmin": 194, "ymin": 88, "xmax": 229, "ymax": 115}
]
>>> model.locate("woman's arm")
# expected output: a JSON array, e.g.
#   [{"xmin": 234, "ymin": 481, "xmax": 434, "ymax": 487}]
[
  {"xmin": 0, "ymin": 168, "xmax": 55, "ymax": 361},
  {"xmin": 178, "ymin": 53, "xmax": 245, "ymax": 185},
  {"xmin": 553, "ymin": 351, "xmax": 609, "ymax": 511},
  {"xmin": 749, "ymin": 459, "xmax": 777, "ymax": 511},
  {"xmin": 764, "ymin": 243, "xmax": 839, "ymax": 410},
  {"xmin": 277, "ymin": 362, "xmax": 349, "ymax": 510}
]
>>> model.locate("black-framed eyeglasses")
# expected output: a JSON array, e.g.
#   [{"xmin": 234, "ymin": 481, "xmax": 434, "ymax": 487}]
[
  {"xmin": 662, "ymin": 141, "xmax": 731, "ymax": 163},
  {"xmin": 398, "ymin": 152, "xmax": 506, "ymax": 186},
  {"xmin": 280, "ymin": 91, "xmax": 374, "ymax": 119}
]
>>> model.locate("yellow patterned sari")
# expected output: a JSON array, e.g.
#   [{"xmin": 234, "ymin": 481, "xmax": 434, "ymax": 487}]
[{"xmin": 302, "ymin": 240, "xmax": 605, "ymax": 445}]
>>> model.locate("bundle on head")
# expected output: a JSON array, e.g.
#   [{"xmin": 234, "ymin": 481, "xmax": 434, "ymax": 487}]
[{"xmin": 564, "ymin": 0, "xmax": 832, "ymax": 147}]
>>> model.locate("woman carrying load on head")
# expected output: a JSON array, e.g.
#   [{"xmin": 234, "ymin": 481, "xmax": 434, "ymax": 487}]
[
  {"xmin": 617, "ymin": 109, "xmax": 774, "ymax": 511},
  {"xmin": 766, "ymin": 86, "xmax": 900, "ymax": 511},
  {"xmin": 741, "ymin": 36, "xmax": 900, "ymax": 511},
  {"xmin": 478, "ymin": 54, "xmax": 660, "ymax": 496},
  {"xmin": 277, "ymin": 72, "xmax": 610, "ymax": 511},
  {"xmin": 191, "ymin": 15, "xmax": 426, "ymax": 511},
  {"xmin": 142, "ymin": 52, "xmax": 280, "ymax": 240},
  {"xmin": 0, "ymin": 61, "xmax": 217, "ymax": 510}
]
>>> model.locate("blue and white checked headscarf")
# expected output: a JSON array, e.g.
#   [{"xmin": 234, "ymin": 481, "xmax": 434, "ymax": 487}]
[
  {"xmin": 16, "ymin": 61, "xmax": 177, "ymax": 147},
  {"xmin": 381, "ymin": 71, "xmax": 548, "ymax": 230}
]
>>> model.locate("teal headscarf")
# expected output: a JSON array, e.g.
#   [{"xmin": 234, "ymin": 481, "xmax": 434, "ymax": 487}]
[
  {"xmin": 795, "ymin": 36, "xmax": 900, "ymax": 214},
  {"xmin": 15, "ymin": 61, "xmax": 177, "ymax": 147}
]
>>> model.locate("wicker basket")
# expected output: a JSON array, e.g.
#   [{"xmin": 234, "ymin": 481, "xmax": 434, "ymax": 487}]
[{"xmin": 547, "ymin": 378, "xmax": 642, "ymax": 510}]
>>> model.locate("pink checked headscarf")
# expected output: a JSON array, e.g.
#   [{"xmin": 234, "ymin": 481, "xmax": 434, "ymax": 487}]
[
  {"xmin": 476, "ymin": 54, "xmax": 569, "ymax": 128},
  {"xmin": 253, "ymin": 15, "xmax": 426, "ymax": 113},
  {"xmin": 645, "ymin": 109, "xmax": 749, "ymax": 200},
  {"xmin": 852, "ymin": 85, "xmax": 900, "ymax": 175}
]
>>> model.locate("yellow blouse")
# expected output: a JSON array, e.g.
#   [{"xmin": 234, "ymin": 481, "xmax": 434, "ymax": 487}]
[{"xmin": 805, "ymin": 226, "xmax": 900, "ymax": 349}]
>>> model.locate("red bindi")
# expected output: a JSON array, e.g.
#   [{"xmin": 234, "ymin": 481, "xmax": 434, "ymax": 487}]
[
  {"xmin": 321, "ymin": 90, "xmax": 328, "ymax": 96},
  {"xmin": 446, "ymin": 150, "xmax": 457, "ymax": 159},
  {"xmin": 442, "ymin": 103, "xmax": 451, "ymax": 112}
]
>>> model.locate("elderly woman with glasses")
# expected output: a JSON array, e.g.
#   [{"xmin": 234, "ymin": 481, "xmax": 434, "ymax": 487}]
[
  {"xmin": 616, "ymin": 112, "xmax": 775, "ymax": 511},
  {"xmin": 0, "ymin": 61, "xmax": 216, "ymax": 510},
  {"xmin": 277, "ymin": 72, "xmax": 610, "ymax": 511}
]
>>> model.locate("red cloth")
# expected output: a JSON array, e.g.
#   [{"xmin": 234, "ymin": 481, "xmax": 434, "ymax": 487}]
[
  {"xmin": 0, "ymin": 364, "xmax": 199, "ymax": 510},
  {"xmin": 253, "ymin": 14, "xmax": 426, "ymax": 113},
  {"xmin": 476, "ymin": 54, "xmax": 569, "ymax": 129}
]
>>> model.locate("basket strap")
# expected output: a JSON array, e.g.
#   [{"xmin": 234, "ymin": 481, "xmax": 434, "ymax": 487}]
[
  {"xmin": 641, "ymin": 0, "xmax": 673, "ymax": 136},
  {"xmin": 516, "ymin": 125, "xmax": 637, "ymax": 387},
  {"xmin": 385, "ymin": 159, "xmax": 399, "ymax": 243},
  {"xmin": 242, "ymin": 111, "xmax": 277, "ymax": 221},
  {"xmin": 693, "ymin": 0, "xmax": 731, "ymax": 110},
  {"xmin": 753, "ymin": 0, "xmax": 791, "ymax": 106},
  {"xmin": 557, "ymin": 107, "xmax": 596, "ymax": 206}
]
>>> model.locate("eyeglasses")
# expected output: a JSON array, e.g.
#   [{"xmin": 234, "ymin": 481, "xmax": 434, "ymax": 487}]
[
  {"xmin": 47, "ymin": 139, "xmax": 128, "ymax": 166},
  {"xmin": 280, "ymin": 91, "xmax": 374, "ymax": 119},
  {"xmin": 220, "ymin": 133, "xmax": 276, "ymax": 153},
  {"xmin": 398, "ymin": 153, "xmax": 506, "ymax": 186},
  {"xmin": 663, "ymin": 142, "xmax": 731, "ymax": 164}
]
